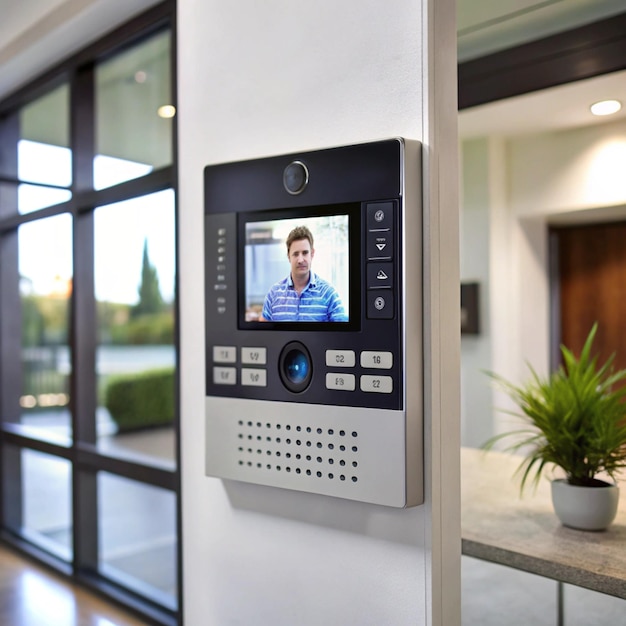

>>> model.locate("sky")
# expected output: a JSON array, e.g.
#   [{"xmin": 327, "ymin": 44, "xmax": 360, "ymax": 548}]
[{"xmin": 17, "ymin": 140, "xmax": 175, "ymax": 305}]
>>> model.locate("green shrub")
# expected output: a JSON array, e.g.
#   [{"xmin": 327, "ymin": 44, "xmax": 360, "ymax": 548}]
[
  {"xmin": 104, "ymin": 367, "xmax": 175, "ymax": 432},
  {"xmin": 108, "ymin": 312, "xmax": 174, "ymax": 345}
]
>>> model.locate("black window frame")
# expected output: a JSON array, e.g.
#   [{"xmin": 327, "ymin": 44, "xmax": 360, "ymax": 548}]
[{"xmin": 0, "ymin": 3, "xmax": 180, "ymax": 625}]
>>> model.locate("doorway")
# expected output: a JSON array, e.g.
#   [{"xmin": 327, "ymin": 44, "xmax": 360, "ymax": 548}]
[{"xmin": 550, "ymin": 221, "xmax": 626, "ymax": 370}]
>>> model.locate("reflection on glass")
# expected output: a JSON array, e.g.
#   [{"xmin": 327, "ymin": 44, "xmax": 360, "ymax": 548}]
[
  {"xmin": 98, "ymin": 473, "xmax": 177, "ymax": 609},
  {"xmin": 95, "ymin": 30, "xmax": 172, "ymax": 189},
  {"xmin": 18, "ymin": 215, "xmax": 73, "ymax": 444},
  {"xmin": 19, "ymin": 84, "xmax": 72, "ymax": 214},
  {"xmin": 94, "ymin": 190, "xmax": 176, "ymax": 468},
  {"xmin": 19, "ymin": 181, "xmax": 72, "ymax": 214},
  {"xmin": 22, "ymin": 447, "xmax": 72, "ymax": 561}
]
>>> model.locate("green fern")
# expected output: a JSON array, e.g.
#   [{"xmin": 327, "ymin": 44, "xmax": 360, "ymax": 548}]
[{"xmin": 485, "ymin": 323, "xmax": 626, "ymax": 491}]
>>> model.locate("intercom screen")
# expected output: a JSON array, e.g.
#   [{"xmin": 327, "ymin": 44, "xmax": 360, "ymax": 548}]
[{"xmin": 242, "ymin": 210, "xmax": 352, "ymax": 325}]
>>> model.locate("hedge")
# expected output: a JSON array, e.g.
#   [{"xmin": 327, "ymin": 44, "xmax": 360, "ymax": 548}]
[{"xmin": 104, "ymin": 367, "xmax": 175, "ymax": 432}]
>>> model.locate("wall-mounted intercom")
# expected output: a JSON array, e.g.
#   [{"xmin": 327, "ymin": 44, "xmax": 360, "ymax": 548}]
[{"xmin": 204, "ymin": 138, "xmax": 423, "ymax": 507}]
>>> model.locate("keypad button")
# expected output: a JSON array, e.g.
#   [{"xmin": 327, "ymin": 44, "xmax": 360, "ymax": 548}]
[
  {"xmin": 213, "ymin": 346, "xmax": 236, "ymax": 363},
  {"xmin": 326, "ymin": 373, "xmax": 356, "ymax": 391},
  {"xmin": 361, "ymin": 351, "xmax": 393, "ymax": 369},
  {"xmin": 241, "ymin": 347, "xmax": 267, "ymax": 365},
  {"xmin": 213, "ymin": 367, "xmax": 237, "ymax": 385},
  {"xmin": 360, "ymin": 375, "xmax": 393, "ymax": 393},
  {"xmin": 325, "ymin": 350, "xmax": 356, "ymax": 367},
  {"xmin": 241, "ymin": 368, "xmax": 267, "ymax": 387}
]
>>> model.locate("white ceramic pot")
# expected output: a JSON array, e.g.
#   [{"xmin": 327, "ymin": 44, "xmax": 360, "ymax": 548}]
[{"xmin": 551, "ymin": 478, "xmax": 619, "ymax": 531}]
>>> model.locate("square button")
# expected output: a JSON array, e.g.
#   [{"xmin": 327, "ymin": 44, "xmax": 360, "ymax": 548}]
[
  {"xmin": 367, "ymin": 262, "xmax": 393, "ymax": 289},
  {"xmin": 367, "ymin": 291, "xmax": 394, "ymax": 319},
  {"xmin": 367, "ymin": 202, "xmax": 394, "ymax": 231},
  {"xmin": 367, "ymin": 231, "xmax": 393, "ymax": 260}
]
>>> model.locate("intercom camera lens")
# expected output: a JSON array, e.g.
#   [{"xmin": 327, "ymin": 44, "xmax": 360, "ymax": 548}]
[
  {"xmin": 279, "ymin": 341, "xmax": 312, "ymax": 393},
  {"xmin": 283, "ymin": 160, "xmax": 309, "ymax": 195},
  {"xmin": 285, "ymin": 350, "xmax": 309, "ymax": 383}
]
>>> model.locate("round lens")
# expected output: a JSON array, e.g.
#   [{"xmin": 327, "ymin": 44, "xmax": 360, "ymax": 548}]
[
  {"xmin": 278, "ymin": 341, "xmax": 313, "ymax": 393},
  {"xmin": 284, "ymin": 350, "xmax": 309, "ymax": 384}
]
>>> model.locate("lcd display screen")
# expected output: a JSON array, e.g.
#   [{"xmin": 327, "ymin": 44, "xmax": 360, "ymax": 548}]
[{"xmin": 240, "ymin": 207, "xmax": 357, "ymax": 328}]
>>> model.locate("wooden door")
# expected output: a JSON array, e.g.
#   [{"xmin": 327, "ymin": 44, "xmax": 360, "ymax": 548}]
[{"xmin": 551, "ymin": 222, "xmax": 626, "ymax": 372}]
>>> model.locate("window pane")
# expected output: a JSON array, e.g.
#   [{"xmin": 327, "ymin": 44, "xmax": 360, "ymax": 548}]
[
  {"xmin": 18, "ymin": 182, "xmax": 72, "ymax": 214},
  {"xmin": 95, "ymin": 30, "xmax": 172, "ymax": 190},
  {"xmin": 94, "ymin": 190, "xmax": 176, "ymax": 468},
  {"xmin": 18, "ymin": 215, "xmax": 73, "ymax": 444},
  {"xmin": 22, "ymin": 447, "xmax": 72, "ymax": 561},
  {"xmin": 98, "ymin": 473, "xmax": 177, "ymax": 609},
  {"xmin": 19, "ymin": 85, "xmax": 72, "ymax": 213}
]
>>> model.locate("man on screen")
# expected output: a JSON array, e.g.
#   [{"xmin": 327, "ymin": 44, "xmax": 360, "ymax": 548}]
[{"xmin": 260, "ymin": 225, "xmax": 348, "ymax": 322}]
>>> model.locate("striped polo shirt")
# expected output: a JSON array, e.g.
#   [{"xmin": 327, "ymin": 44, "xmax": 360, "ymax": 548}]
[{"xmin": 262, "ymin": 272, "xmax": 348, "ymax": 322}]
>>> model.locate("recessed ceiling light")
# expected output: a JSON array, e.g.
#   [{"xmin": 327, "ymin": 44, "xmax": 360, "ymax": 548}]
[
  {"xmin": 158, "ymin": 105, "xmax": 176, "ymax": 119},
  {"xmin": 590, "ymin": 99, "xmax": 622, "ymax": 116}
]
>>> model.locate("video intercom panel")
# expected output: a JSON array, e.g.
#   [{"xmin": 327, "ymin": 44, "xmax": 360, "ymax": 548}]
[{"xmin": 204, "ymin": 138, "xmax": 423, "ymax": 507}]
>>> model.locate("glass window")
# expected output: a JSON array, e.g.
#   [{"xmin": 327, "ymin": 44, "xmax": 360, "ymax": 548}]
[
  {"xmin": 94, "ymin": 190, "xmax": 176, "ymax": 468},
  {"xmin": 21, "ymin": 447, "xmax": 72, "ymax": 561},
  {"xmin": 19, "ymin": 84, "xmax": 72, "ymax": 214},
  {"xmin": 95, "ymin": 31, "xmax": 173, "ymax": 189},
  {"xmin": 17, "ymin": 214, "xmax": 73, "ymax": 445},
  {"xmin": 98, "ymin": 473, "xmax": 177, "ymax": 609},
  {"xmin": 0, "ymin": 9, "xmax": 177, "ymax": 623}
]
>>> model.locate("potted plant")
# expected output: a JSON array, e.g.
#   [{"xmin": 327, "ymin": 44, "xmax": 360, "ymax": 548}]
[{"xmin": 485, "ymin": 323, "xmax": 626, "ymax": 530}]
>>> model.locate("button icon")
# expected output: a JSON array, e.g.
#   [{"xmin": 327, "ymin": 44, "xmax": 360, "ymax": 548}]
[
  {"xmin": 367, "ymin": 290, "xmax": 394, "ymax": 319},
  {"xmin": 367, "ymin": 262, "xmax": 393, "ymax": 289},
  {"xmin": 375, "ymin": 209, "xmax": 385, "ymax": 222},
  {"xmin": 367, "ymin": 232, "xmax": 393, "ymax": 260}
]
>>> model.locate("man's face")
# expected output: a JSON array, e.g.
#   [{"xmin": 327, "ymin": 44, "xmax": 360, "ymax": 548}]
[{"xmin": 288, "ymin": 238, "xmax": 314, "ymax": 280}]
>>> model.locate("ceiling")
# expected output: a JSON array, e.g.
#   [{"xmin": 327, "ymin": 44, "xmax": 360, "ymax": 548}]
[
  {"xmin": 0, "ymin": 0, "xmax": 625, "ymax": 140},
  {"xmin": 457, "ymin": 0, "xmax": 626, "ymax": 138}
]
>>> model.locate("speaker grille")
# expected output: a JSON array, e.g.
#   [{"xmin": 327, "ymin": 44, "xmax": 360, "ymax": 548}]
[{"xmin": 236, "ymin": 419, "xmax": 360, "ymax": 483}]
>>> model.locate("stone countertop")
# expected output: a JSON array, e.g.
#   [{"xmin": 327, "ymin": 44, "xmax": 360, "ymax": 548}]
[{"xmin": 461, "ymin": 447, "xmax": 626, "ymax": 599}]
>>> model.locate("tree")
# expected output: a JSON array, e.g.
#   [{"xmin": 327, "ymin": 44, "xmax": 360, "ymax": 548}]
[{"xmin": 132, "ymin": 239, "xmax": 164, "ymax": 318}]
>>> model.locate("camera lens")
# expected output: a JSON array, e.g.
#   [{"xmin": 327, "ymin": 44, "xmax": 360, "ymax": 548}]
[
  {"xmin": 279, "ymin": 341, "xmax": 312, "ymax": 392},
  {"xmin": 283, "ymin": 160, "xmax": 309, "ymax": 195},
  {"xmin": 285, "ymin": 351, "xmax": 309, "ymax": 384}
]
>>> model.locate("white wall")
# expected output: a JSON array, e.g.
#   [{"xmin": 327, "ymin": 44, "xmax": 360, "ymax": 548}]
[
  {"xmin": 460, "ymin": 138, "xmax": 493, "ymax": 448},
  {"xmin": 178, "ymin": 0, "xmax": 459, "ymax": 625},
  {"xmin": 461, "ymin": 118, "xmax": 626, "ymax": 446}
]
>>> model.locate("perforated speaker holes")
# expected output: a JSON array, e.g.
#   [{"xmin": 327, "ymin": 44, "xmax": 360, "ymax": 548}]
[{"xmin": 236, "ymin": 420, "xmax": 359, "ymax": 483}]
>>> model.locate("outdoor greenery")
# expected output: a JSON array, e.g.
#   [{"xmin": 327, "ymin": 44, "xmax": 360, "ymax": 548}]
[
  {"xmin": 21, "ymin": 240, "xmax": 175, "ymax": 414},
  {"xmin": 104, "ymin": 367, "xmax": 175, "ymax": 431},
  {"xmin": 22, "ymin": 295, "xmax": 68, "ymax": 346},
  {"xmin": 97, "ymin": 301, "xmax": 174, "ymax": 345},
  {"xmin": 132, "ymin": 239, "xmax": 165, "ymax": 318},
  {"xmin": 485, "ymin": 323, "xmax": 626, "ymax": 491},
  {"xmin": 99, "ymin": 238, "xmax": 173, "ymax": 345}
]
